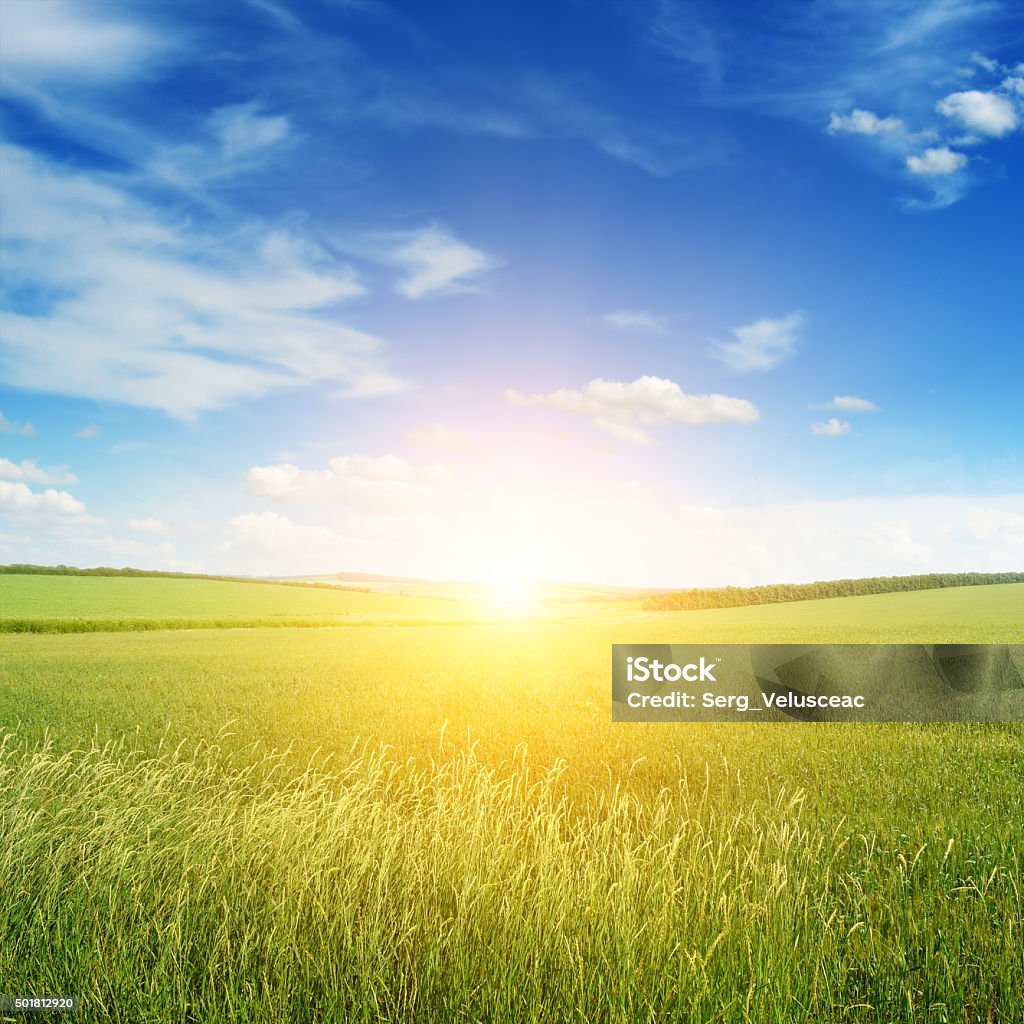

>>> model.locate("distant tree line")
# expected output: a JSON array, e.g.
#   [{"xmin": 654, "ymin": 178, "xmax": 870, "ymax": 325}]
[
  {"xmin": 0, "ymin": 564, "xmax": 369, "ymax": 593},
  {"xmin": 643, "ymin": 572, "xmax": 1024, "ymax": 611}
]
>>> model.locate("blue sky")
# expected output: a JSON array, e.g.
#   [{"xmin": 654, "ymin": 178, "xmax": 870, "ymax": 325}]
[{"xmin": 1, "ymin": 0, "xmax": 1022, "ymax": 586}]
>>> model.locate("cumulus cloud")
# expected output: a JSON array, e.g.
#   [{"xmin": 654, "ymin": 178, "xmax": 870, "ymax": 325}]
[
  {"xmin": 827, "ymin": 109, "xmax": 907, "ymax": 136},
  {"xmin": 381, "ymin": 225, "xmax": 499, "ymax": 299},
  {"xmin": 246, "ymin": 454, "xmax": 450, "ymax": 513},
  {"xmin": 504, "ymin": 375, "xmax": 758, "ymax": 445},
  {"xmin": 221, "ymin": 487, "xmax": 1024, "ymax": 586},
  {"xmin": 0, "ymin": 458, "xmax": 78, "ymax": 486},
  {"xmin": 811, "ymin": 418, "xmax": 852, "ymax": 436},
  {"xmin": 0, "ymin": 411, "xmax": 36, "ymax": 436},
  {"xmin": 814, "ymin": 395, "xmax": 880, "ymax": 412},
  {"xmin": 906, "ymin": 146, "xmax": 967, "ymax": 175},
  {"xmin": 0, "ymin": 480, "xmax": 89, "ymax": 520},
  {"xmin": 221, "ymin": 511, "xmax": 358, "ymax": 574},
  {"xmin": 711, "ymin": 311, "xmax": 806, "ymax": 373},
  {"xmin": 127, "ymin": 517, "xmax": 170, "ymax": 535},
  {"xmin": 0, "ymin": 144, "xmax": 405, "ymax": 417},
  {"xmin": 936, "ymin": 90, "xmax": 1019, "ymax": 137},
  {"xmin": 822, "ymin": 51, "xmax": 1023, "ymax": 208},
  {"xmin": 964, "ymin": 505, "xmax": 1024, "ymax": 542},
  {"xmin": 76, "ymin": 423, "xmax": 100, "ymax": 439},
  {"xmin": 602, "ymin": 309, "xmax": 670, "ymax": 334}
]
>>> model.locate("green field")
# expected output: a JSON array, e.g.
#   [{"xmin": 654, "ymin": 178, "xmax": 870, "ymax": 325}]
[{"xmin": 1, "ymin": 577, "xmax": 1022, "ymax": 1022}]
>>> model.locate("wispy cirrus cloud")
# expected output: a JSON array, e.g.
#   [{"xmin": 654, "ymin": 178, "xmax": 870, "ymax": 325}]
[
  {"xmin": 602, "ymin": 309, "xmax": 671, "ymax": 335},
  {"xmin": 146, "ymin": 103, "xmax": 294, "ymax": 193},
  {"xmin": 711, "ymin": 312, "xmax": 806, "ymax": 373},
  {"xmin": 375, "ymin": 225, "xmax": 500, "ymax": 300},
  {"xmin": 0, "ymin": 0, "xmax": 168, "ymax": 85},
  {"xmin": 246, "ymin": 455, "xmax": 449, "ymax": 513},
  {"xmin": 0, "ymin": 143, "xmax": 406, "ymax": 418},
  {"xmin": 505, "ymin": 376, "xmax": 758, "ymax": 445},
  {"xmin": 813, "ymin": 396, "xmax": 880, "ymax": 413}
]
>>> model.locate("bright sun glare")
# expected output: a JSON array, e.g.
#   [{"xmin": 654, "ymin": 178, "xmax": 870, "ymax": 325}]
[{"xmin": 478, "ymin": 560, "xmax": 537, "ymax": 610}]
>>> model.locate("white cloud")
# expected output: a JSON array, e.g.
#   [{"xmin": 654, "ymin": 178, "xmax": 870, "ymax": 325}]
[
  {"xmin": 936, "ymin": 90, "xmax": 1019, "ymax": 137},
  {"xmin": 815, "ymin": 395, "xmax": 880, "ymax": 412},
  {"xmin": 408, "ymin": 423, "xmax": 476, "ymax": 452},
  {"xmin": 964, "ymin": 505, "xmax": 1024, "ymax": 542},
  {"xmin": 827, "ymin": 109, "xmax": 906, "ymax": 136},
  {"xmin": 0, "ymin": 0, "xmax": 165, "ymax": 84},
  {"xmin": 906, "ymin": 146, "xmax": 967, "ymax": 175},
  {"xmin": 811, "ymin": 418, "xmax": 853, "ymax": 436},
  {"xmin": 0, "ymin": 480, "xmax": 88, "ymax": 520},
  {"xmin": 222, "ymin": 511, "xmax": 356, "ymax": 574},
  {"xmin": 504, "ymin": 375, "xmax": 758, "ymax": 445},
  {"xmin": 962, "ymin": 503, "xmax": 1024, "ymax": 544},
  {"xmin": 0, "ymin": 411, "xmax": 36, "ymax": 436},
  {"xmin": 1003, "ymin": 75, "xmax": 1024, "ymax": 97},
  {"xmin": 246, "ymin": 454, "xmax": 450, "ymax": 514},
  {"xmin": 601, "ymin": 309, "xmax": 671, "ymax": 334},
  {"xmin": 209, "ymin": 103, "xmax": 291, "ymax": 160},
  {"xmin": 0, "ymin": 458, "xmax": 78, "ymax": 486},
  {"xmin": 76, "ymin": 423, "xmax": 100, "ymax": 439},
  {"xmin": 879, "ymin": 1, "xmax": 997, "ymax": 52},
  {"xmin": 219, "ymin": 487, "xmax": 1024, "ymax": 587},
  {"xmin": 147, "ymin": 104, "xmax": 293, "ymax": 191},
  {"xmin": 127, "ymin": 517, "xmax": 170, "ymax": 535},
  {"xmin": 711, "ymin": 311, "xmax": 806, "ymax": 372},
  {"xmin": 375, "ymin": 226, "xmax": 498, "ymax": 300},
  {"xmin": 0, "ymin": 144, "xmax": 405, "ymax": 417}
]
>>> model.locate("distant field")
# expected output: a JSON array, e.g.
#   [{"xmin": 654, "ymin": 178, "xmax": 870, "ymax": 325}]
[
  {"xmin": 2, "ymin": 573, "xmax": 1021, "ymax": 636},
  {"xmin": 1, "ymin": 580, "xmax": 1022, "ymax": 1022}
]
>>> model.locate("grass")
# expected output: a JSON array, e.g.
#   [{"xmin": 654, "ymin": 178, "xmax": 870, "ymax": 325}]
[
  {"xmin": 0, "ymin": 578, "xmax": 1022, "ymax": 1022},
  {"xmin": 0, "ymin": 574, "xmax": 459, "ymax": 624}
]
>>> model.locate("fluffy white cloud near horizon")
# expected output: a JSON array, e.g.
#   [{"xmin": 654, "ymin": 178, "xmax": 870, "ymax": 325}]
[
  {"xmin": 0, "ymin": 458, "xmax": 78, "ymax": 486},
  {"xmin": 0, "ymin": 480, "xmax": 90, "ymax": 521},
  {"xmin": 504, "ymin": 376, "xmax": 758, "ymax": 444},
  {"xmin": 127, "ymin": 517, "xmax": 171, "ymax": 535},
  {"xmin": 214, "ymin": 488, "xmax": 1024, "ymax": 587}
]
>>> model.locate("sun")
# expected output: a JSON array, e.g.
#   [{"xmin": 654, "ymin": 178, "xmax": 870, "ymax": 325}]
[{"xmin": 477, "ymin": 559, "xmax": 537, "ymax": 610}]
